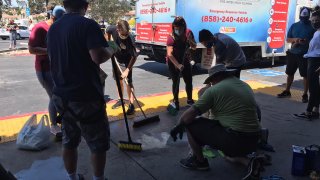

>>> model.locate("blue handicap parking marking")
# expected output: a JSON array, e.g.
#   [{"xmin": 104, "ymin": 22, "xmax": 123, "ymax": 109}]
[{"xmin": 247, "ymin": 69, "xmax": 285, "ymax": 77}]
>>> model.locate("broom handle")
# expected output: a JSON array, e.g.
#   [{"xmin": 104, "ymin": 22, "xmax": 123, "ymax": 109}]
[
  {"xmin": 173, "ymin": 44, "xmax": 190, "ymax": 102},
  {"xmin": 111, "ymin": 56, "xmax": 132, "ymax": 142},
  {"xmin": 114, "ymin": 59, "xmax": 148, "ymax": 118}
]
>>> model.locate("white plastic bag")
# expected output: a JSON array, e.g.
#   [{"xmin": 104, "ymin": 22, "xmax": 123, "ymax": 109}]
[{"xmin": 16, "ymin": 114, "xmax": 51, "ymax": 150}]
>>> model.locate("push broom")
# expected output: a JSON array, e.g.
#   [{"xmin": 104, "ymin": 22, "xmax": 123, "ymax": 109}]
[
  {"xmin": 114, "ymin": 59, "xmax": 160, "ymax": 128},
  {"xmin": 111, "ymin": 56, "xmax": 142, "ymax": 151}
]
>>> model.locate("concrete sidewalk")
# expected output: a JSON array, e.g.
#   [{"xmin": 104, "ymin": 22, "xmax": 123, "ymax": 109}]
[{"xmin": 0, "ymin": 86, "xmax": 318, "ymax": 180}]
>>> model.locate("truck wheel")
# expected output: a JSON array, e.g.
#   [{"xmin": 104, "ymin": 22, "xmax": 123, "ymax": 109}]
[
  {"xmin": 16, "ymin": 34, "xmax": 21, "ymax": 40},
  {"xmin": 1, "ymin": 37, "xmax": 7, "ymax": 40}
]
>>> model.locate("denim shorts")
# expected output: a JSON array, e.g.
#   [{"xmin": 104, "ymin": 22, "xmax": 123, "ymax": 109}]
[{"xmin": 52, "ymin": 95, "xmax": 110, "ymax": 153}]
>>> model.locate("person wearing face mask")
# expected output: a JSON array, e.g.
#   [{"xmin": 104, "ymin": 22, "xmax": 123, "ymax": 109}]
[
  {"xmin": 198, "ymin": 29, "xmax": 246, "ymax": 78},
  {"xmin": 277, "ymin": 7, "xmax": 315, "ymax": 103},
  {"xmin": 109, "ymin": 20, "xmax": 138, "ymax": 115},
  {"xmin": 294, "ymin": 9, "xmax": 320, "ymax": 120},
  {"xmin": 166, "ymin": 16, "xmax": 197, "ymax": 110}
]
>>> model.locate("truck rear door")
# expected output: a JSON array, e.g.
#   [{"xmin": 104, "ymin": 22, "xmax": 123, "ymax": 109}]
[{"xmin": 135, "ymin": 0, "xmax": 176, "ymax": 45}]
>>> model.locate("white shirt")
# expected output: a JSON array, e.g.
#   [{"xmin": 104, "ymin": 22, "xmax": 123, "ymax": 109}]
[{"xmin": 304, "ymin": 30, "xmax": 320, "ymax": 58}]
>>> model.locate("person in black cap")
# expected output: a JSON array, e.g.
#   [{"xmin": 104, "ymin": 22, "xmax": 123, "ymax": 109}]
[
  {"xmin": 170, "ymin": 64, "xmax": 262, "ymax": 179},
  {"xmin": 198, "ymin": 29, "xmax": 246, "ymax": 78},
  {"xmin": 47, "ymin": 0, "xmax": 117, "ymax": 179},
  {"xmin": 277, "ymin": 7, "xmax": 315, "ymax": 103}
]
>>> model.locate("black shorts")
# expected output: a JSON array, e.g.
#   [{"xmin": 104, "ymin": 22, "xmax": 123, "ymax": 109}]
[
  {"xmin": 285, "ymin": 52, "xmax": 308, "ymax": 77},
  {"xmin": 186, "ymin": 117, "xmax": 260, "ymax": 157},
  {"xmin": 113, "ymin": 63, "xmax": 133, "ymax": 84},
  {"xmin": 52, "ymin": 95, "xmax": 110, "ymax": 153}
]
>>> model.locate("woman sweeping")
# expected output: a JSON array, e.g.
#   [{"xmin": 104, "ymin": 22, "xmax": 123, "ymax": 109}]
[{"xmin": 166, "ymin": 16, "xmax": 197, "ymax": 111}]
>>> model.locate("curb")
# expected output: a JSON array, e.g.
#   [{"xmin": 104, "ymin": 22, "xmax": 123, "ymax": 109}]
[{"xmin": 0, "ymin": 47, "xmax": 28, "ymax": 54}]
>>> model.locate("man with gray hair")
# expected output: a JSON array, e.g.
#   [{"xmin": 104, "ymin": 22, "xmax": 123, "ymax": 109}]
[{"xmin": 170, "ymin": 64, "xmax": 262, "ymax": 179}]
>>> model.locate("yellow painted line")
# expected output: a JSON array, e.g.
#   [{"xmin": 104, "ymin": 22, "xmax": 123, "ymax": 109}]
[
  {"xmin": 0, "ymin": 113, "xmax": 47, "ymax": 143},
  {"xmin": 0, "ymin": 80, "xmax": 304, "ymax": 144}
]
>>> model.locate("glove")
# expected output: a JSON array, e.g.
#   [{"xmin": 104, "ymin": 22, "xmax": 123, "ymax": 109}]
[
  {"xmin": 107, "ymin": 41, "xmax": 120, "ymax": 53},
  {"xmin": 170, "ymin": 123, "xmax": 185, "ymax": 142}
]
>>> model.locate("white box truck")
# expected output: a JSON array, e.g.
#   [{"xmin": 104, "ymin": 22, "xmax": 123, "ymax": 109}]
[{"xmin": 135, "ymin": 0, "xmax": 300, "ymax": 64}]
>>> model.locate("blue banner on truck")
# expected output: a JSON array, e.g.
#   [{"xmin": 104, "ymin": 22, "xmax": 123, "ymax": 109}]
[{"xmin": 178, "ymin": 0, "xmax": 297, "ymax": 54}]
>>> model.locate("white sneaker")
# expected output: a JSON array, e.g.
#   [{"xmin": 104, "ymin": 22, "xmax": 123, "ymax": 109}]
[{"xmin": 50, "ymin": 124, "xmax": 61, "ymax": 135}]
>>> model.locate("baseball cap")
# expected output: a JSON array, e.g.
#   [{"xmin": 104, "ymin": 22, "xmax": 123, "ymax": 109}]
[
  {"xmin": 52, "ymin": 6, "xmax": 66, "ymax": 19},
  {"xmin": 300, "ymin": 7, "xmax": 310, "ymax": 17}
]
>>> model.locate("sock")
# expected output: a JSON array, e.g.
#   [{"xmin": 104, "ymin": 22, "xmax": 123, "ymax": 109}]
[
  {"xmin": 67, "ymin": 173, "xmax": 78, "ymax": 180},
  {"xmin": 93, "ymin": 175, "xmax": 104, "ymax": 180}
]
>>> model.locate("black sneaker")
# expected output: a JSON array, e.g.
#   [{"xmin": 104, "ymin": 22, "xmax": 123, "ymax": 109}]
[
  {"xmin": 179, "ymin": 155, "xmax": 210, "ymax": 171},
  {"xmin": 293, "ymin": 112, "xmax": 319, "ymax": 120},
  {"xmin": 187, "ymin": 99, "xmax": 195, "ymax": 106},
  {"xmin": 302, "ymin": 94, "xmax": 308, "ymax": 103},
  {"xmin": 126, "ymin": 104, "xmax": 135, "ymax": 115},
  {"xmin": 174, "ymin": 100, "xmax": 180, "ymax": 111},
  {"xmin": 277, "ymin": 90, "xmax": 291, "ymax": 98},
  {"xmin": 112, "ymin": 99, "xmax": 123, "ymax": 109}
]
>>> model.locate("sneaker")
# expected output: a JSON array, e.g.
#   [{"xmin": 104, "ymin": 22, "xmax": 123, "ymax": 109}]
[
  {"xmin": 302, "ymin": 94, "xmax": 308, "ymax": 103},
  {"xmin": 242, "ymin": 156, "xmax": 263, "ymax": 180},
  {"xmin": 112, "ymin": 99, "xmax": 123, "ymax": 109},
  {"xmin": 293, "ymin": 112, "xmax": 319, "ymax": 120},
  {"xmin": 175, "ymin": 101, "xmax": 180, "ymax": 111},
  {"xmin": 50, "ymin": 124, "xmax": 61, "ymax": 135},
  {"xmin": 187, "ymin": 99, "xmax": 195, "ymax": 106},
  {"xmin": 179, "ymin": 155, "xmax": 210, "ymax": 171},
  {"xmin": 277, "ymin": 90, "xmax": 291, "ymax": 98},
  {"xmin": 126, "ymin": 104, "xmax": 135, "ymax": 115}
]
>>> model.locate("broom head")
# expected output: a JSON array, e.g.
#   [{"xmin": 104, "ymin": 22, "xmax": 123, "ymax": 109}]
[
  {"xmin": 118, "ymin": 141, "xmax": 142, "ymax": 152},
  {"xmin": 133, "ymin": 115, "xmax": 160, "ymax": 128}
]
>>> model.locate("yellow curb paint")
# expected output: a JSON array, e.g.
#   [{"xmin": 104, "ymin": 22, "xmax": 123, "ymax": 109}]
[
  {"xmin": 0, "ymin": 113, "xmax": 47, "ymax": 143},
  {"xmin": 0, "ymin": 80, "xmax": 304, "ymax": 144}
]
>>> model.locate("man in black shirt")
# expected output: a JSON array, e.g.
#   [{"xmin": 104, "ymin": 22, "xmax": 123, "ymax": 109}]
[
  {"xmin": 47, "ymin": 0, "xmax": 116, "ymax": 179},
  {"xmin": 108, "ymin": 20, "xmax": 138, "ymax": 115}
]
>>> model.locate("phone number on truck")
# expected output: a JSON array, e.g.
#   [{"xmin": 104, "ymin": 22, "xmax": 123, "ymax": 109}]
[{"xmin": 201, "ymin": 16, "xmax": 253, "ymax": 23}]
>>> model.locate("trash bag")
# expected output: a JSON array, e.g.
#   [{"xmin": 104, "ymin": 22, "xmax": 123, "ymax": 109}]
[{"xmin": 16, "ymin": 114, "xmax": 51, "ymax": 151}]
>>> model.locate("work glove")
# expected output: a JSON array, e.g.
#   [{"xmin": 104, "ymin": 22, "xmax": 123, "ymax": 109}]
[{"xmin": 170, "ymin": 123, "xmax": 185, "ymax": 142}]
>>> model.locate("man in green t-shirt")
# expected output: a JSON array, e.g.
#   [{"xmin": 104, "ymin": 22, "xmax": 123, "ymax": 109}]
[{"xmin": 170, "ymin": 64, "xmax": 262, "ymax": 179}]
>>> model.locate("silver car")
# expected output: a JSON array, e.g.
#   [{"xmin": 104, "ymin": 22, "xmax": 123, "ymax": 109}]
[{"xmin": 0, "ymin": 25, "xmax": 31, "ymax": 40}]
